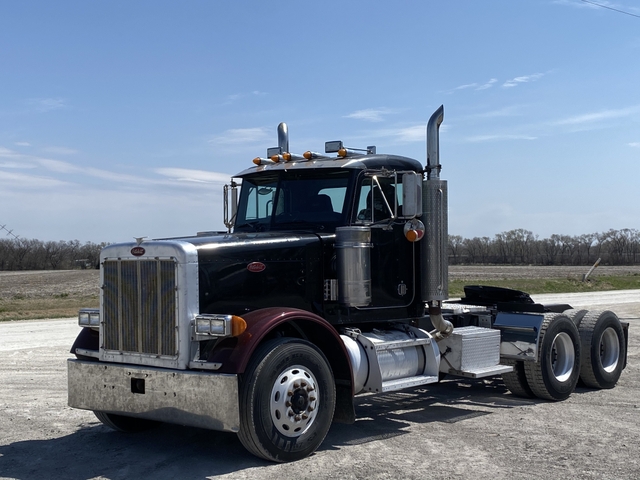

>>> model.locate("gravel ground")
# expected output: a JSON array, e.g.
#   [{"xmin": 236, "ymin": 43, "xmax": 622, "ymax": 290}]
[{"xmin": 0, "ymin": 290, "xmax": 638, "ymax": 479}]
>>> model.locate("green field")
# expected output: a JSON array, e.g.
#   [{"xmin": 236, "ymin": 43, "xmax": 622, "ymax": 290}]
[{"xmin": 449, "ymin": 274, "xmax": 640, "ymax": 297}]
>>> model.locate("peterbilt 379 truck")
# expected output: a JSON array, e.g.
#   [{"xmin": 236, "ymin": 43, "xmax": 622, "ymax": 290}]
[{"xmin": 68, "ymin": 106, "xmax": 628, "ymax": 462}]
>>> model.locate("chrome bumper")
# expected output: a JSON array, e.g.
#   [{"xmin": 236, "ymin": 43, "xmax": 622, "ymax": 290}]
[{"xmin": 67, "ymin": 359, "xmax": 240, "ymax": 433}]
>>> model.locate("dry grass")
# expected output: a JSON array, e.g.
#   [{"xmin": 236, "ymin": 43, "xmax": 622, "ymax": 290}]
[
  {"xmin": 0, "ymin": 270, "xmax": 99, "ymax": 321},
  {"xmin": 2, "ymin": 266, "xmax": 640, "ymax": 321}
]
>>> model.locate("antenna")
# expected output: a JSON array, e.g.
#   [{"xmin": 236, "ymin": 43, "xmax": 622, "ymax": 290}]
[{"xmin": 0, "ymin": 223, "xmax": 20, "ymax": 239}]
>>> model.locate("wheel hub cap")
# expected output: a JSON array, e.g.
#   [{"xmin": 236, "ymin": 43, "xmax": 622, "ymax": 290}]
[
  {"xmin": 550, "ymin": 332, "xmax": 575, "ymax": 383},
  {"xmin": 270, "ymin": 366, "xmax": 319, "ymax": 437}
]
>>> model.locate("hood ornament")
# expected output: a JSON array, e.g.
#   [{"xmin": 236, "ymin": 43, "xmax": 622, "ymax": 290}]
[{"xmin": 134, "ymin": 236, "xmax": 147, "ymax": 246}]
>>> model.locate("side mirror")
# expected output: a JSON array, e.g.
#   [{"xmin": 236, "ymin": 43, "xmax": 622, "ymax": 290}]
[
  {"xmin": 223, "ymin": 181, "xmax": 239, "ymax": 233},
  {"xmin": 402, "ymin": 173, "xmax": 422, "ymax": 218}
]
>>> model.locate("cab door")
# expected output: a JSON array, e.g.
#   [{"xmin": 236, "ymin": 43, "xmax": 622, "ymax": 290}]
[{"xmin": 353, "ymin": 172, "xmax": 416, "ymax": 309}]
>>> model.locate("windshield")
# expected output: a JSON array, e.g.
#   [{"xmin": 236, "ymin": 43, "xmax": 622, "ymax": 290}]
[{"xmin": 234, "ymin": 169, "xmax": 351, "ymax": 232}]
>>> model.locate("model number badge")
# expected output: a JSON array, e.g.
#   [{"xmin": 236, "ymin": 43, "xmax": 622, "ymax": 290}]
[
  {"xmin": 131, "ymin": 247, "xmax": 145, "ymax": 256},
  {"xmin": 247, "ymin": 262, "xmax": 266, "ymax": 272}
]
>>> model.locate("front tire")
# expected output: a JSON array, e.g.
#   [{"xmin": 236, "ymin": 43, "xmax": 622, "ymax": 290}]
[
  {"xmin": 578, "ymin": 310, "xmax": 626, "ymax": 389},
  {"xmin": 238, "ymin": 338, "xmax": 336, "ymax": 462},
  {"xmin": 524, "ymin": 313, "xmax": 581, "ymax": 401}
]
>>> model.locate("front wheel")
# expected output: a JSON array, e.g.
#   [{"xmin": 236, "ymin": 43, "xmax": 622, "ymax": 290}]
[
  {"xmin": 524, "ymin": 313, "xmax": 581, "ymax": 401},
  {"xmin": 238, "ymin": 338, "xmax": 336, "ymax": 462}
]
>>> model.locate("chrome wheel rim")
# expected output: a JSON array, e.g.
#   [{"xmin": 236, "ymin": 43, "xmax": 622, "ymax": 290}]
[
  {"xmin": 599, "ymin": 327, "xmax": 620, "ymax": 373},
  {"xmin": 550, "ymin": 332, "xmax": 575, "ymax": 382},
  {"xmin": 270, "ymin": 365, "xmax": 319, "ymax": 437}
]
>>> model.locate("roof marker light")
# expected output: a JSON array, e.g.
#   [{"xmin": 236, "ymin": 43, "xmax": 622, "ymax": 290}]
[
  {"xmin": 303, "ymin": 151, "xmax": 327, "ymax": 160},
  {"xmin": 253, "ymin": 157, "xmax": 276, "ymax": 166},
  {"xmin": 283, "ymin": 152, "xmax": 306, "ymax": 162}
]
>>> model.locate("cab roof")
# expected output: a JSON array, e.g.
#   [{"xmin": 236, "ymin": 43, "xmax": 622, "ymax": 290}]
[{"xmin": 234, "ymin": 154, "xmax": 424, "ymax": 178}]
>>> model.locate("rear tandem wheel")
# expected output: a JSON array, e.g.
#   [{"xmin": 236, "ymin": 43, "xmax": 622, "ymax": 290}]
[
  {"xmin": 578, "ymin": 310, "xmax": 626, "ymax": 389},
  {"xmin": 524, "ymin": 313, "xmax": 581, "ymax": 401}
]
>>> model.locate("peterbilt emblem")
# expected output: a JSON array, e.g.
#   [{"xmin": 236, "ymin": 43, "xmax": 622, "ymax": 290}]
[
  {"xmin": 131, "ymin": 246, "xmax": 146, "ymax": 256},
  {"xmin": 247, "ymin": 262, "xmax": 266, "ymax": 273}
]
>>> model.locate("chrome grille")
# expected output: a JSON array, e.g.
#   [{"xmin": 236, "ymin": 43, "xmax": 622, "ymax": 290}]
[{"xmin": 102, "ymin": 259, "xmax": 177, "ymax": 357}]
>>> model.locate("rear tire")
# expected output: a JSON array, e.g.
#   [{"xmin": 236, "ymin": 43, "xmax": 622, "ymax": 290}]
[
  {"xmin": 502, "ymin": 360, "xmax": 535, "ymax": 398},
  {"xmin": 238, "ymin": 338, "xmax": 336, "ymax": 462},
  {"xmin": 524, "ymin": 313, "xmax": 580, "ymax": 401},
  {"xmin": 94, "ymin": 411, "xmax": 159, "ymax": 432},
  {"xmin": 562, "ymin": 308, "xmax": 589, "ymax": 327},
  {"xmin": 578, "ymin": 310, "xmax": 626, "ymax": 389}
]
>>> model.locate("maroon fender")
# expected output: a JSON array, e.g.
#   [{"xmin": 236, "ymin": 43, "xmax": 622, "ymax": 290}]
[{"xmin": 208, "ymin": 307, "xmax": 351, "ymax": 378}]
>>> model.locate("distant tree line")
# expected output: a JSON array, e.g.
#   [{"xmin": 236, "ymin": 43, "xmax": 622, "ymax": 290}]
[
  {"xmin": 0, "ymin": 238, "xmax": 108, "ymax": 271},
  {"xmin": 1, "ymin": 228, "xmax": 639, "ymax": 270},
  {"xmin": 449, "ymin": 228, "xmax": 640, "ymax": 266}
]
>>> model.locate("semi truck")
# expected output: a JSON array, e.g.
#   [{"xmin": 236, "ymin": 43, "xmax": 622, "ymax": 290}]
[{"xmin": 68, "ymin": 106, "xmax": 628, "ymax": 462}]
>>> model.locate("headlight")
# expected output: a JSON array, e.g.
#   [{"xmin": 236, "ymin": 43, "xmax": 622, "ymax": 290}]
[
  {"xmin": 78, "ymin": 308, "xmax": 100, "ymax": 327},
  {"xmin": 194, "ymin": 314, "xmax": 246, "ymax": 337}
]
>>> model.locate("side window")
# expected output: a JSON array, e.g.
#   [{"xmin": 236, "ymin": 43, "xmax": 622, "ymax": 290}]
[
  {"xmin": 355, "ymin": 175, "xmax": 398, "ymax": 222},
  {"xmin": 244, "ymin": 185, "xmax": 276, "ymax": 220},
  {"xmin": 237, "ymin": 177, "xmax": 279, "ymax": 227},
  {"xmin": 355, "ymin": 180, "xmax": 372, "ymax": 220}
]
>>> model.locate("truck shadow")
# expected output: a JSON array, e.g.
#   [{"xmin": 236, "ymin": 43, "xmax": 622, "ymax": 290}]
[
  {"xmin": 325, "ymin": 377, "xmax": 534, "ymax": 449},
  {"xmin": 325, "ymin": 376, "xmax": 598, "ymax": 449},
  {"xmin": 0, "ymin": 379, "xmax": 595, "ymax": 479}
]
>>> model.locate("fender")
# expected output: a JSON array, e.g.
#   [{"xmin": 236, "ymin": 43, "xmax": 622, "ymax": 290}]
[
  {"xmin": 209, "ymin": 307, "xmax": 348, "ymax": 375},
  {"xmin": 208, "ymin": 307, "xmax": 356, "ymax": 423},
  {"xmin": 70, "ymin": 327, "xmax": 99, "ymax": 356}
]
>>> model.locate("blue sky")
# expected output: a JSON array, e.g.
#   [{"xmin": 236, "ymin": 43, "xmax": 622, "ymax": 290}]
[{"xmin": 1, "ymin": 0, "xmax": 639, "ymax": 243}]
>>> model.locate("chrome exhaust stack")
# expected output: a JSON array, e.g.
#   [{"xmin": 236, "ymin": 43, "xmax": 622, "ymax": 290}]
[
  {"xmin": 277, "ymin": 122, "xmax": 289, "ymax": 154},
  {"xmin": 422, "ymin": 105, "xmax": 452, "ymax": 339}
]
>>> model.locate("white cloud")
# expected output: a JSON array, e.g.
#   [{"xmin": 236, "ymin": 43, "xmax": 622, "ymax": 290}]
[
  {"xmin": 155, "ymin": 168, "xmax": 230, "ymax": 184},
  {"xmin": 452, "ymin": 83, "xmax": 478, "ymax": 92},
  {"xmin": 14, "ymin": 142, "xmax": 31, "ymax": 147},
  {"xmin": 470, "ymin": 105, "xmax": 525, "ymax": 118},
  {"xmin": 344, "ymin": 108, "xmax": 398, "ymax": 122},
  {"xmin": 36, "ymin": 158, "xmax": 80, "ymax": 174},
  {"xmin": 225, "ymin": 91, "xmax": 267, "ymax": 104},
  {"xmin": 0, "ymin": 161, "xmax": 35, "ymax": 169},
  {"xmin": 554, "ymin": 105, "xmax": 640, "ymax": 125},
  {"xmin": 27, "ymin": 97, "xmax": 67, "ymax": 112},
  {"xmin": 0, "ymin": 147, "xmax": 20, "ymax": 157},
  {"xmin": 554, "ymin": 0, "xmax": 640, "ymax": 15},
  {"xmin": 209, "ymin": 127, "xmax": 270, "ymax": 145},
  {"xmin": 465, "ymin": 134, "xmax": 537, "ymax": 142},
  {"xmin": 0, "ymin": 169, "xmax": 70, "ymax": 188},
  {"xmin": 447, "ymin": 78, "xmax": 497, "ymax": 94},
  {"xmin": 41, "ymin": 146, "xmax": 78, "ymax": 155},
  {"xmin": 476, "ymin": 78, "xmax": 498, "ymax": 90},
  {"xmin": 629, "ymin": 142, "xmax": 640, "ymax": 148},
  {"xmin": 394, "ymin": 125, "xmax": 426, "ymax": 142},
  {"xmin": 503, "ymin": 73, "xmax": 544, "ymax": 88}
]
